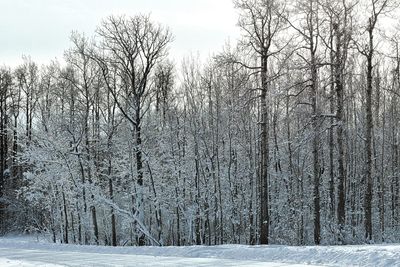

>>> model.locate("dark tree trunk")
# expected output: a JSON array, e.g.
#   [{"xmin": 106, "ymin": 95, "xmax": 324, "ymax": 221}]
[{"xmin": 259, "ymin": 52, "xmax": 269, "ymax": 245}]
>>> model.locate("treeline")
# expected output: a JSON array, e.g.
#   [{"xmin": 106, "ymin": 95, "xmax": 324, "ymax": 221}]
[{"xmin": 0, "ymin": 0, "xmax": 400, "ymax": 246}]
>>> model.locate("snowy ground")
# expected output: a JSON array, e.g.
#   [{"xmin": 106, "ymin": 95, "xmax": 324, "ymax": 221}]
[{"xmin": 0, "ymin": 236, "xmax": 400, "ymax": 267}]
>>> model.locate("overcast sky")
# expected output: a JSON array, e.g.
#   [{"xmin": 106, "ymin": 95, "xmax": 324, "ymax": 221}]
[{"xmin": 0, "ymin": 0, "xmax": 240, "ymax": 66}]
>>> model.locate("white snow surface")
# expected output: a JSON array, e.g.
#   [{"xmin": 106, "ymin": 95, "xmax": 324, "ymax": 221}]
[{"xmin": 0, "ymin": 235, "xmax": 400, "ymax": 266}]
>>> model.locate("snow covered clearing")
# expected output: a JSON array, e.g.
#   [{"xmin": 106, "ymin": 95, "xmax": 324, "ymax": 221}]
[{"xmin": 0, "ymin": 236, "xmax": 400, "ymax": 266}]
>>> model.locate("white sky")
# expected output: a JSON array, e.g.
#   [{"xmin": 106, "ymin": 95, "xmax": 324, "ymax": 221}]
[{"xmin": 0, "ymin": 0, "xmax": 240, "ymax": 66}]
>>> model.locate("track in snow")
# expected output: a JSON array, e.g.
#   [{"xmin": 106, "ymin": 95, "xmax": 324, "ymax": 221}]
[
  {"xmin": 0, "ymin": 247, "xmax": 322, "ymax": 267},
  {"xmin": 2, "ymin": 236, "xmax": 400, "ymax": 266}
]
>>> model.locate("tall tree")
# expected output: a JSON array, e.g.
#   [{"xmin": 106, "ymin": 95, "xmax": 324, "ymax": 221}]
[
  {"xmin": 0, "ymin": 68, "xmax": 11, "ymax": 233},
  {"xmin": 94, "ymin": 15, "xmax": 172, "ymax": 245},
  {"xmin": 321, "ymin": 0, "xmax": 354, "ymax": 242},
  {"xmin": 357, "ymin": 0, "xmax": 392, "ymax": 241},
  {"xmin": 286, "ymin": 0, "xmax": 324, "ymax": 245},
  {"xmin": 233, "ymin": 0, "xmax": 287, "ymax": 245}
]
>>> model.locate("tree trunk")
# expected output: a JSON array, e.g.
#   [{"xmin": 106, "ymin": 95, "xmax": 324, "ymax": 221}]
[
  {"xmin": 259, "ymin": 52, "xmax": 269, "ymax": 245},
  {"xmin": 365, "ymin": 26, "xmax": 374, "ymax": 241}
]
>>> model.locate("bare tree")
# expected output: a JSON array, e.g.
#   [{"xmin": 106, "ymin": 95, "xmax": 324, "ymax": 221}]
[
  {"xmin": 0, "ymin": 68, "xmax": 11, "ymax": 234},
  {"xmin": 321, "ymin": 0, "xmax": 354, "ymax": 242},
  {"xmin": 93, "ymin": 15, "xmax": 172, "ymax": 245},
  {"xmin": 357, "ymin": 0, "xmax": 393, "ymax": 241},
  {"xmin": 233, "ymin": 0, "xmax": 287, "ymax": 245}
]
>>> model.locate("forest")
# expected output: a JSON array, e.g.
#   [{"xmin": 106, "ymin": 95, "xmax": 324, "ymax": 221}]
[{"xmin": 0, "ymin": 0, "xmax": 399, "ymax": 247}]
